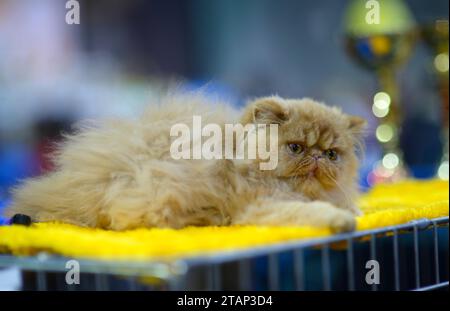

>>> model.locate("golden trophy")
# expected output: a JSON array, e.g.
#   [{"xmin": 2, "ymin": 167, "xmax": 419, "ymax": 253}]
[
  {"xmin": 422, "ymin": 20, "xmax": 449, "ymax": 180},
  {"xmin": 344, "ymin": 0, "xmax": 417, "ymax": 184}
]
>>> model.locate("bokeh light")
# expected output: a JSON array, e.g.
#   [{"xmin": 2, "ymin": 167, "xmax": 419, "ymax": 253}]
[
  {"xmin": 373, "ymin": 92, "xmax": 391, "ymax": 110},
  {"xmin": 437, "ymin": 161, "xmax": 449, "ymax": 180},
  {"xmin": 372, "ymin": 104, "xmax": 390, "ymax": 118},
  {"xmin": 382, "ymin": 153, "xmax": 400, "ymax": 169},
  {"xmin": 376, "ymin": 124, "xmax": 394, "ymax": 142},
  {"xmin": 434, "ymin": 53, "xmax": 449, "ymax": 73},
  {"xmin": 372, "ymin": 92, "xmax": 391, "ymax": 118}
]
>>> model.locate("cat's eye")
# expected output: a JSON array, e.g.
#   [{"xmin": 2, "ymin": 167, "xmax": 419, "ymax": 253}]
[
  {"xmin": 288, "ymin": 143, "xmax": 303, "ymax": 154},
  {"xmin": 324, "ymin": 149, "xmax": 338, "ymax": 161}
]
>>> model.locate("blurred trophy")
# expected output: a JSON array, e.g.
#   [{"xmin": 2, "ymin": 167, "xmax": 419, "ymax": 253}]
[
  {"xmin": 344, "ymin": 0, "xmax": 416, "ymax": 183},
  {"xmin": 421, "ymin": 20, "xmax": 449, "ymax": 180}
]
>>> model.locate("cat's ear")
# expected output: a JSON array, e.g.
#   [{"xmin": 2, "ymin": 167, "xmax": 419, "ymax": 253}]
[
  {"xmin": 347, "ymin": 115, "xmax": 367, "ymax": 138},
  {"xmin": 241, "ymin": 97, "xmax": 289, "ymax": 125}
]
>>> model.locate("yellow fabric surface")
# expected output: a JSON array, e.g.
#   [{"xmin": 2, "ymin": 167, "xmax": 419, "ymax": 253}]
[{"xmin": 0, "ymin": 179, "xmax": 448, "ymax": 260}]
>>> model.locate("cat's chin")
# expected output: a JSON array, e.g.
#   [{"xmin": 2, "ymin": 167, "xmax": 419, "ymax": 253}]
[
  {"xmin": 282, "ymin": 172, "xmax": 317, "ymax": 183},
  {"xmin": 291, "ymin": 174, "xmax": 319, "ymax": 187},
  {"xmin": 296, "ymin": 170, "xmax": 320, "ymax": 182},
  {"xmin": 289, "ymin": 173, "xmax": 336, "ymax": 195}
]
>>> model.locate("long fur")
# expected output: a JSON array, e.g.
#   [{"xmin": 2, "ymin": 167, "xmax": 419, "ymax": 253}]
[{"xmin": 7, "ymin": 93, "xmax": 366, "ymax": 233}]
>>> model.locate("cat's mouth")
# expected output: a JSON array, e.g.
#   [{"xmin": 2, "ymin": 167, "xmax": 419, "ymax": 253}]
[
  {"xmin": 298, "ymin": 168, "xmax": 319, "ymax": 180},
  {"xmin": 285, "ymin": 161, "xmax": 327, "ymax": 182},
  {"xmin": 307, "ymin": 170, "xmax": 317, "ymax": 178},
  {"xmin": 303, "ymin": 163, "xmax": 319, "ymax": 179}
]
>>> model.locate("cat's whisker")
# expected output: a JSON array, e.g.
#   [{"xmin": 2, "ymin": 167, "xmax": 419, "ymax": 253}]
[
  {"xmin": 321, "ymin": 166, "xmax": 352, "ymax": 207},
  {"xmin": 293, "ymin": 159, "xmax": 314, "ymax": 175}
]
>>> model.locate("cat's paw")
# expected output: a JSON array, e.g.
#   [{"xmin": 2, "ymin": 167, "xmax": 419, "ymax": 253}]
[
  {"xmin": 347, "ymin": 204, "xmax": 363, "ymax": 216},
  {"xmin": 306, "ymin": 201, "xmax": 356, "ymax": 233},
  {"xmin": 329, "ymin": 210, "xmax": 356, "ymax": 233}
]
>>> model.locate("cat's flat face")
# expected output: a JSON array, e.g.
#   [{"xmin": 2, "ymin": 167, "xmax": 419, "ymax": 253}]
[{"xmin": 241, "ymin": 97, "xmax": 366, "ymax": 199}]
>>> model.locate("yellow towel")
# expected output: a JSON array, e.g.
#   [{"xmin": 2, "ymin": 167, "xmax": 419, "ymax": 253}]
[{"xmin": 0, "ymin": 179, "xmax": 448, "ymax": 260}]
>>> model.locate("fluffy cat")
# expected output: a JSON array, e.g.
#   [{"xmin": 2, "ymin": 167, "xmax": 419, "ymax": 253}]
[{"xmin": 6, "ymin": 94, "xmax": 366, "ymax": 233}]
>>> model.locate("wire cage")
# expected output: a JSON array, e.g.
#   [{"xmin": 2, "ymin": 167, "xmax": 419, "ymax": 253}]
[{"xmin": 0, "ymin": 216, "xmax": 448, "ymax": 291}]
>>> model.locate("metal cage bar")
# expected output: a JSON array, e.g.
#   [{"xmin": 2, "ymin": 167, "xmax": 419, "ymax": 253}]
[
  {"xmin": 347, "ymin": 237, "xmax": 356, "ymax": 291},
  {"xmin": 393, "ymin": 228, "xmax": 400, "ymax": 291},
  {"xmin": 433, "ymin": 220, "xmax": 440, "ymax": 285},
  {"xmin": 293, "ymin": 249, "xmax": 304, "ymax": 290},
  {"xmin": 321, "ymin": 244, "xmax": 331, "ymax": 290}
]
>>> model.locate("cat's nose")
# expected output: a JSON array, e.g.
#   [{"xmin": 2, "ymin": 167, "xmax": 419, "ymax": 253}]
[{"xmin": 312, "ymin": 154, "xmax": 322, "ymax": 161}]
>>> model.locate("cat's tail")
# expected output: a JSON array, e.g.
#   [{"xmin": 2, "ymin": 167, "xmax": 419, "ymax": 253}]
[{"xmin": 5, "ymin": 171, "xmax": 102, "ymax": 228}]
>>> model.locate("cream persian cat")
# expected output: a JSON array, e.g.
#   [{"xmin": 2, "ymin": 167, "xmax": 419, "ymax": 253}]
[{"xmin": 7, "ymin": 94, "xmax": 366, "ymax": 233}]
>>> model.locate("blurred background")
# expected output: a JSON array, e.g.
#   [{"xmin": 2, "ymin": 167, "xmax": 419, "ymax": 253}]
[{"xmin": 0, "ymin": 0, "xmax": 448, "ymax": 214}]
